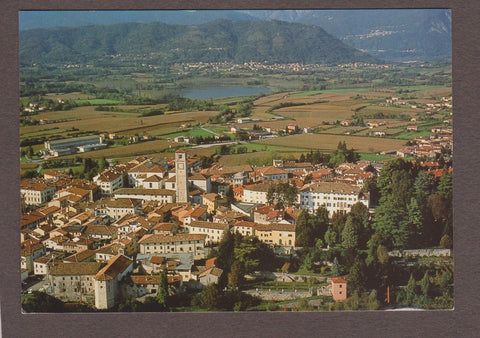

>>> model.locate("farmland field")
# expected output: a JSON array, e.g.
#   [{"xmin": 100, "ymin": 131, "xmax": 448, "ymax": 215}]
[
  {"xmin": 21, "ymin": 107, "xmax": 217, "ymax": 136},
  {"xmin": 63, "ymin": 139, "xmax": 172, "ymax": 159},
  {"xmin": 255, "ymin": 133, "xmax": 407, "ymax": 153}
]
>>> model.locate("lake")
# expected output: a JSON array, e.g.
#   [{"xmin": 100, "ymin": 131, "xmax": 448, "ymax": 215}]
[{"xmin": 179, "ymin": 86, "xmax": 271, "ymax": 99}]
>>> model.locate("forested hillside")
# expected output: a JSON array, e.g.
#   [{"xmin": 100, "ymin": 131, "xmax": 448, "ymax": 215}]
[{"xmin": 20, "ymin": 20, "xmax": 378, "ymax": 65}]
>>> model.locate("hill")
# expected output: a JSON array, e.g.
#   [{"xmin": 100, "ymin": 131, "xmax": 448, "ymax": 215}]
[
  {"xmin": 243, "ymin": 9, "xmax": 452, "ymax": 61},
  {"xmin": 19, "ymin": 19, "xmax": 378, "ymax": 65},
  {"xmin": 20, "ymin": 10, "xmax": 451, "ymax": 62}
]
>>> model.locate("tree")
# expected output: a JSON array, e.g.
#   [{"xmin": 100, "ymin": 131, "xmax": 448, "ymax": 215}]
[
  {"xmin": 413, "ymin": 170, "xmax": 434, "ymax": 204},
  {"xmin": 215, "ymin": 230, "xmax": 235, "ymax": 272},
  {"xmin": 156, "ymin": 269, "xmax": 169, "ymax": 311},
  {"xmin": 347, "ymin": 259, "xmax": 368, "ymax": 293},
  {"xmin": 420, "ymin": 271, "xmax": 430, "ymax": 297},
  {"xmin": 376, "ymin": 245, "xmax": 390, "ymax": 265},
  {"xmin": 324, "ymin": 227, "xmax": 338, "ymax": 248},
  {"xmin": 405, "ymin": 274, "xmax": 417, "ymax": 305},
  {"xmin": 201, "ymin": 284, "xmax": 221, "ymax": 311},
  {"xmin": 228, "ymin": 260, "xmax": 245, "ymax": 289},
  {"xmin": 341, "ymin": 215, "xmax": 359, "ymax": 251},
  {"xmin": 295, "ymin": 211, "xmax": 315, "ymax": 247},
  {"xmin": 437, "ymin": 169, "xmax": 452, "ymax": 201},
  {"xmin": 404, "ymin": 197, "xmax": 423, "ymax": 248},
  {"xmin": 331, "ymin": 257, "xmax": 341, "ymax": 276}
]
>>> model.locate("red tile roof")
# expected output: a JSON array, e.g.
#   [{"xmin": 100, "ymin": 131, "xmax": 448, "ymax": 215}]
[{"xmin": 94, "ymin": 254, "xmax": 132, "ymax": 281}]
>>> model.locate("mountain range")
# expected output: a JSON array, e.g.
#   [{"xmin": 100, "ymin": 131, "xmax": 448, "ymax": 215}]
[
  {"xmin": 19, "ymin": 9, "xmax": 452, "ymax": 62},
  {"xmin": 19, "ymin": 19, "xmax": 379, "ymax": 65}
]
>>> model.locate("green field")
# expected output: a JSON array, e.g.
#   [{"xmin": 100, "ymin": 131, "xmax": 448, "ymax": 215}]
[
  {"xmin": 359, "ymin": 153, "xmax": 397, "ymax": 161},
  {"xmin": 74, "ymin": 99, "xmax": 122, "ymax": 105},
  {"xmin": 163, "ymin": 128, "xmax": 218, "ymax": 139}
]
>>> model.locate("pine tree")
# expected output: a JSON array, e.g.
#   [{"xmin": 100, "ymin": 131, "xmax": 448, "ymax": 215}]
[
  {"xmin": 405, "ymin": 274, "xmax": 417, "ymax": 305},
  {"xmin": 420, "ymin": 271, "xmax": 430, "ymax": 296},
  {"xmin": 156, "ymin": 269, "xmax": 169, "ymax": 311},
  {"xmin": 331, "ymin": 257, "xmax": 341, "ymax": 276}
]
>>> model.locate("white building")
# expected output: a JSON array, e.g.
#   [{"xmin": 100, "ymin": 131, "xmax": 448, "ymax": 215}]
[
  {"xmin": 94, "ymin": 254, "xmax": 134, "ymax": 309},
  {"xmin": 138, "ymin": 234, "xmax": 207, "ymax": 259},
  {"xmin": 299, "ymin": 182, "xmax": 369, "ymax": 216},
  {"xmin": 93, "ymin": 169, "xmax": 125, "ymax": 197},
  {"xmin": 20, "ymin": 181, "xmax": 56, "ymax": 206},
  {"xmin": 243, "ymin": 183, "xmax": 270, "ymax": 204},
  {"xmin": 185, "ymin": 221, "xmax": 230, "ymax": 245},
  {"xmin": 114, "ymin": 188, "xmax": 175, "ymax": 203}
]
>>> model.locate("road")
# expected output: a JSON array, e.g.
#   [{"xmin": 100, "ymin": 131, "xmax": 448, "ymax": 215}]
[{"xmin": 190, "ymin": 141, "xmax": 244, "ymax": 149}]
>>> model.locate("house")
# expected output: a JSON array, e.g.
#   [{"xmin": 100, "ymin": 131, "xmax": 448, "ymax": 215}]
[
  {"xmin": 113, "ymin": 188, "xmax": 175, "ymax": 204},
  {"xmin": 33, "ymin": 252, "xmax": 64, "ymax": 276},
  {"xmin": 138, "ymin": 233, "xmax": 207, "ymax": 259},
  {"xmin": 125, "ymin": 275, "xmax": 183, "ymax": 299},
  {"xmin": 201, "ymin": 193, "xmax": 220, "ymax": 213},
  {"xmin": 140, "ymin": 175, "xmax": 163, "ymax": 189},
  {"xmin": 182, "ymin": 206, "xmax": 208, "ymax": 224},
  {"xmin": 407, "ymin": 125, "xmax": 418, "ymax": 132},
  {"xmin": 243, "ymin": 183, "xmax": 271, "ymax": 204},
  {"xmin": 47, "ymin": 261, "xmax": 104, "ymax": 304},
  {"xmin": 21, "ymin": 180, "xmax": 56, "ymax": 206},
  {"xmin": 127, "ymin": 158, "xmax": 168, "ymax": 187},
  {"xmin": 189, "ymin": 173, "xmax": 212, "ymax": 193},
  {"xmin": 104, "ymin": 198, "xmax": 143, "ymax": 220},
  {"xmin": 21, "ymin": 240, "xmax": 46, "ymax": 274},
  {"xmin": 232, "ymin": 220, "xmax": 256, "ymax": 237},
  {"xmin": 331, "ymin": 277, "xmax": 347, "ymax": 301},
  {"xmin": 84, "ymin": 225, "xmax": 118, "ymax": 242},
  {"xmin": 252, "ymin": 166, "xmax": 289, "ymax": 181},
  {"xmin": 152, "ymin": 222, "xmax": 177, "ymax": 235},
  {"xmin": 254, "ymin": 223, "xmax": 296, "ymax": 248},
  {"xmin": 185, "ymin": 221, "xmax": 230, "ymax": 245},
  {"xmin": 94, "ymin": 254, "xmax": 134, "ymax": 309},
  {"xmin": 93, "ymin": 169, "xmax": 125, "ymax": 197},
  {"xmin": 192, "ymin": 266, "xmax": 224, "ymax": 288},
  {"xmin": 95, "ymin": 243, "xmax": 126, "ymax": 262}
]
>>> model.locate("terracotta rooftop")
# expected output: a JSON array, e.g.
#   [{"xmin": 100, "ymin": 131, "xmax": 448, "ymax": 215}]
[
  {"xmin": 114, "ymin": 188, "xmax": 175, "ymax": 196},
  {"xmin": 129, "ymin": 275, "xmax": 182, "ymax": 285},
  {"xmin": 138, "ymin": 233, "xmax": 207, "ymax": 245},
  {"xmin": 50, "ymin": 261, "xmax": 104, "ymax": 276},
  {"xmin": 189, "ymin": 220, "xmax": 230, "ymax": 230},
  {"xmin": 94, "ymin": 254, "xmax": 132, "ymax": 281},
  {"xmin": 301, "ymin": 182, "xmax": 363, "ymax": 195},
  {"xmin": 64, "ymin": 249, "xmax": 96, "ymax": 263},
  {"xmin": 255, "ymin": 223, "xmax": 296, "ymax": 232}
]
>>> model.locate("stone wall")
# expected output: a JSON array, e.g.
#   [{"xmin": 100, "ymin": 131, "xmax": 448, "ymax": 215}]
[{"xmin": 388, "ymin": 249, "xmax": 452, "ymax": 258}]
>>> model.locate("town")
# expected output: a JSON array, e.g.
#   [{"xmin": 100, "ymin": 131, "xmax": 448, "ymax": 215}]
[
  {"xmin": 19, "ymin": 11, "xmax": 453, "ymax": 312},
  {"xmin": 21, "ymin": 112, "xmax": 453, "ymax": 311}
]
